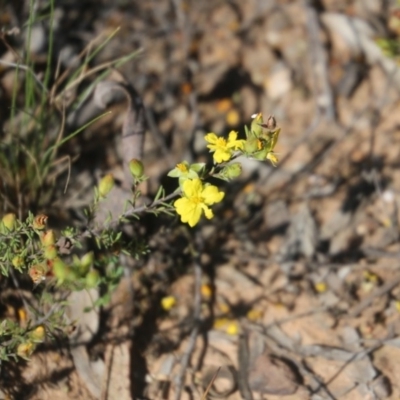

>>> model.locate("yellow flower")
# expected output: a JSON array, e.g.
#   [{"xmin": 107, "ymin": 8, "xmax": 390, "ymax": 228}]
[
  {"xmin": 205, "ymin": 131, "xmax": 244, "ymax": 163},
  {"xmin": 174, "ymin": 179, "xmax": 224, "ymax": 227},
  {"xmin": 226, "ymin": 321, "xmax": 239, "ymax": 336},
  {"xmin": 161, "ymin": 296, "xmax": 176, "ymax": 311},
  {"xmin": 201, "ymin": 284, "xmax": 213, "ymax": 300},
  {"xmin": 314, "ymin": 282, "xmax": 327, "ymax": 293}
]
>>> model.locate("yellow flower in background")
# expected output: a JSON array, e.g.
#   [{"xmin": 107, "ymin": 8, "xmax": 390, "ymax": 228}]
[
  {"xmin": 246, "ymin": 308, "xmax": 263, "ymax": 322},
  {"xmin": 213, "ymin": 318, "xmax": 239, "ymax": 335},
  {"xmin": 174, "ymin": 179, "xmax": 224, "ymax": 227},
  {"xmin": 314, "ymin": 282, "xmax": 327, "ymax": 293},
  {"xmin": 161, "ymin": 296, "xmax": 176, "ymax": 311},
  {"xmin": 205, "ymin": 131, "xmax": 244, "ymax": 163},
  {"xmin": 226, "ymin": 321, "xmax": 239, "ymax": 336},
  {"xmin": 201, "ymin": 284, "xmax": 213, "ymax": 300}
]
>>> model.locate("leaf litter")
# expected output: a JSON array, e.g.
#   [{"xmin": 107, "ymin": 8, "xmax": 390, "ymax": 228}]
[{"xmin": 2, "ymin": 0, "xmax": 400, "ymax": 399}]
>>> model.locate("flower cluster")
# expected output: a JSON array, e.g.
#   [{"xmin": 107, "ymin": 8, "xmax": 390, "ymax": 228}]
[{"xmin": 169, "ymin": 113, "xmax": 281, "ymax": 227}]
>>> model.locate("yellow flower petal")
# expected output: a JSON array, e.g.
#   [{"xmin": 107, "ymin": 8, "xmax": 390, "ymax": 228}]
[
  {"xmin": 203, "ymin": 206, "xmax": 214, "ymax": 220},
  {"xmin": 201, "ymin": 185, "xmax": 225, "ymax": 205},
  {"xmin": 266, "ymin": 152, "xmax": 278, "ymax": 166},
  {"xmin": 228, "ymin": 130, "xmax": 238, "ymax": 142},
  {"xmin": 182, "ymin": 178, "xmax": 202, "ymax": 198},
  {"xmin": 205, "ymin": 133, "xmax": 219, "ymax": 144},
  {"xmin": 227, "ymin": 131, "xmax": 244, "ymax": 150},
  {"xmin": 214, "ymin": 149, "xmax": 232, "ymax": 163},
  {"xmin": 187, "ymin": 205, "xmax": 203, "ymax": 227}
]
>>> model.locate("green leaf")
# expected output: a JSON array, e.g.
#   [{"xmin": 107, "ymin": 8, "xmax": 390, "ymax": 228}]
[{"xmin": 154, "ymin": 185, "xmax": 165, "ymax": 202}]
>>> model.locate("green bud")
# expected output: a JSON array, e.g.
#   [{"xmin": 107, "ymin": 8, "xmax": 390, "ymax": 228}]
[
  {"xmin": 65, "ymin": 268, "xmax": 79, "ymax": 282},
  {"xmin": 220, "ymin": 163, "xmax": 242, "ymax": 180},
  {"xmin": 72, "ymin": 254, "xmax": 81, "ymax": 268},
  {"xmin": 79, "ymin": 252, "xmax": 94, "ymax": 276},
  {"xmin": 30, "ymin": 325, "xmax": 45, "ymax": 342},
  {"xmin": 244, "ymin": 138, "xmax": 260, "ymax": 154},
  {"xmin": 252, "ymin": 146, "xmax": 270, "ymax": 161},
  {"xmin": 250, "ymin": 113, "xmax": 264, "ymax": 137},
  {"xmin": 128, "ymin": 159, "xmax": 144, "ymax": 178},
  {"xmin": 41, "ymin": 230, "xmax": 56, "ymax": 246},
  {"xmin": 53, "ymin": 258, "xmax": 69, "ymax": 281},
  {"xmin": 85, "ymin": 269, "xmax": 100, "ymax": 288},
  {"xmin": 17, "ymin": 341, "xmax": 35, "ymax": 358},
  {"xmin": 32, "ymin": 214, "xmax": 48, "ymax": 230},
  {"xmin": 2, "ymin": 213, "xmax": 16, "ymax": 231},
  {"xmin": 98, "ymin": 174, "xmax": 114, "ymax": 198},
  {"xmin": 43, "ymin": 245, "xmax": 58, "ymax": 260}
]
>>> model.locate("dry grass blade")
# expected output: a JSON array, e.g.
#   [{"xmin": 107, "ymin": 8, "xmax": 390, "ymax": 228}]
[{"xmin": 200, "ymin": 367, "xmax": 221, "ymax": 400}]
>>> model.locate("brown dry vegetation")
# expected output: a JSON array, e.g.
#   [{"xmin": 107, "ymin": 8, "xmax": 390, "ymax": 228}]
[{"xmin": 2, "ymin": 0, "xmax": 400, "ymax": 399}]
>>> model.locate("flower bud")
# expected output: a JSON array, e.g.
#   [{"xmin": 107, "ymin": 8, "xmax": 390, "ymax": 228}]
[
  {"xmin": 2, "ymin": 213, "xmax": 16, "ymax": 231},
  {"xmin": 32, "ymin": 214, "xmax": 48, "ymax": 230},
  {"xmin": 43, "ymin": 245, "xmax": 57, "ymax": 260},
  {"xmin": 28, "ymin": 264, "xmax": 46, "ymax": 284},
  {"xmin": 85, "ymin": 269, "xmax": 100, "ymax": 288},
  {"xmin": 220, "ymin": 163, "xmax": 242, "ymax": 180},
  {"xmin": 30, "ymin": 325, "xmax": 45, "ymax": 342},
  {"xmin": 17, "ymin": 341, "xmax": 35, "ymax": 358},
  {"xmin": 250, "ymin": 113, "xmax": 264, "ymax": 137},
  {"xmin": 12, "ymin": 256, "xmax": 24, "ymax": 269},
  {"xmin": 79, "ymin": 252, "xmax": 94, "ymax": 276},
  {"xmin": 266, "ymin": 115, "xmax": 276, "ymax": 129},
  {"xmin": 244, "ymin": 137, "xmax": 260, "ymax": 154},
  {"xmin": 98, "ymin": 174, "xmax": 114, "ymax": 198},
  {"xmin": 128, "ymin": 159, "xmax": 144, "ymax": 178},
  {"xmin": 53, "ymin": 258, "xmax": 68, "ymax": 281},
  {"xmin": 252, "ymin": 146, "xmax": 270, "ymax": 161},
  {"xmin": 41, "ymin": 230, "xmax": 56, "ymax": 246}
]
